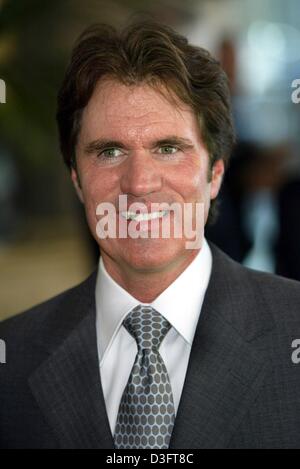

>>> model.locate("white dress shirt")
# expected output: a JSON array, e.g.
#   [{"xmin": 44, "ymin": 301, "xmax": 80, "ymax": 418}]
[{"xmin": 95, "ymin": 238, "xmax": 212, "ymax": 435}]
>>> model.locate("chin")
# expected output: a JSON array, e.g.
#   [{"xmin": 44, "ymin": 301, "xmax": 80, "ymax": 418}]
[{"xmin": 119, "ymin": 238, "xmax": 185, "ymax": 273}]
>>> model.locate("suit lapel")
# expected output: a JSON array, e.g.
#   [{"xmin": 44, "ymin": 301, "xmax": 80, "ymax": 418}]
[
  {"xmin": 28, "ymin": 272, "xmax": 114, "ymax": 449},
  {"xmin": 169, "ymin": 243, "xmax": 274, "ymax": 449}
]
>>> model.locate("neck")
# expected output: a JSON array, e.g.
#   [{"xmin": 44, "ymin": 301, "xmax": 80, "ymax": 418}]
[{"xmin": 101, "ymin": 251, "xmax": 200, "ymax": 303}]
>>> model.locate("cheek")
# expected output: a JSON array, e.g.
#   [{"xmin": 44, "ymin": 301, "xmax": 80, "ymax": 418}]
[
  {"xmin": 79, "ymin": 166, "xmax": 122, "ymax": 233},
  {"xmin": 169, "ymin": 160, "xmax": 209, "ymax": 201},
  {"xmin": 80, "ymin": 166, "xmax": 116, "ymax": 203}
]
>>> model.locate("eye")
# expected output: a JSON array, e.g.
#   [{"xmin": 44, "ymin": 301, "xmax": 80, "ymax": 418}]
[
  {"xmin": 98, "ymin": 148, "xmax": 123, "ymax": 159},
  {"xmin": 158, "ymin": 145, "xmax": 179, "ymax": 155}
]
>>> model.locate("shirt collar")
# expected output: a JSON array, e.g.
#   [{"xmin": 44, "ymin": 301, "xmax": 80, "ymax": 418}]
[{"xmin": 95, "ymin": 238, "xmax": 212, "ymax": 363}]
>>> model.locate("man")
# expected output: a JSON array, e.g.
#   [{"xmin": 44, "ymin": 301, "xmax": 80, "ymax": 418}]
[{"xmin": 1, "ymin": 21, "xmax": 300, "ymax": 449}]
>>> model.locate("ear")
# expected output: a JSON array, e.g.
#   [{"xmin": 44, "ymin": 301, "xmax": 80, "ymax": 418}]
[
  {"xmin": 210, "ymin": 159, "xmax": 225, "ymax": 200},
  {"xmin": 71, "ymin": 167, "xmax": 84, "ymax": 204}
]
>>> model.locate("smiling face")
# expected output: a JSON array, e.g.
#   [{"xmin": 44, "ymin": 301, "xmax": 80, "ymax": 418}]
[{"xmin": 72, "ymin": 78, "xmax": 224, "ymax": 282}]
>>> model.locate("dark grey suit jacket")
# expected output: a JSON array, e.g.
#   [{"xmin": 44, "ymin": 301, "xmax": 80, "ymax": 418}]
[{"xmin": 1, "ymin": 243, "xmax": 300, "ymax": 449}]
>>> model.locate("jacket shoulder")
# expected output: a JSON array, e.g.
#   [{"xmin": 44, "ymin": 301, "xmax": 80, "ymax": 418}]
[
  {"xmin": 209, "ymin": 242, "xmax": 300, "ymax": 330},
  {"xmin": 0, "ymin": 270, "xmax": 97, "ymax": 344},
  {"xmin": 228, "ymin": 256, "xmax": 300, "ymax": 331},
  {"xmin": 245, "ymin": 265, "xmax": 300, "ymax": 319}
]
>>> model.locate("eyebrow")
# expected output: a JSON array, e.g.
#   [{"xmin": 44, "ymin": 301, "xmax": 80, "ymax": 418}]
[{"xmin": 83, "ymin": 136, "xmax": 195, "ymax": 154}]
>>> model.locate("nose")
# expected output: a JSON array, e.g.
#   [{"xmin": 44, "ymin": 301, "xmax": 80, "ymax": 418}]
[{"xmin": 120, "ymin": 150, "xmax": 163, "ymax": 197}]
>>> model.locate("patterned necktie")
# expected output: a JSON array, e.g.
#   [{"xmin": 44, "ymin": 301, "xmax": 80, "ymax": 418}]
[{"xmin": 114, "ymin": 305, "xmax": 176, "ymax": 449}]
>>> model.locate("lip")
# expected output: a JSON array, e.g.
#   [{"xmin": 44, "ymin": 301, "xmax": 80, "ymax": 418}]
[
  {"xmin": 118, "ymin": 210, "xmax": 171, "ymax": 233},
  {"xmin": 120, "ymin": 210, "xmax": 169, "ymax": 220},
  {"xmin": 117, "ymin": 203, "xmax": 171, "ymax": 215}
]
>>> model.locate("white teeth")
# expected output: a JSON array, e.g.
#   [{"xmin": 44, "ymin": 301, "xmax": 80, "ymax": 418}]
[{"xmin": 121, "ymin": 210, "xmax": 168, "ymax": 221}]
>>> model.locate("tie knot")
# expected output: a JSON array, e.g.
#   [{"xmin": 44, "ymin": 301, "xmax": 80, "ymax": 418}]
[{"xmin": 123, "ymin": 305, "xmax": 171, "ymax": 351}]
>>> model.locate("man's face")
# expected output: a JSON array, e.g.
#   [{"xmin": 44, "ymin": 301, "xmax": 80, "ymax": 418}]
[{"xmin": 72, "ymin": 79, "xmax": 224, "ymax": 276}]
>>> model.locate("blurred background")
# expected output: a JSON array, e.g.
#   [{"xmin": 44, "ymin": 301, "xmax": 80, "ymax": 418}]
[{"xmin": 0, "ymin": 0, "xmax": 300, "ymax": 320}]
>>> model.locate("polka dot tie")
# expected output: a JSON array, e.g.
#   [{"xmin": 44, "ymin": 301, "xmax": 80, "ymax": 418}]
[{"xmin": 114, "ymin": 305, "xmax": 176, "ymax": 449}]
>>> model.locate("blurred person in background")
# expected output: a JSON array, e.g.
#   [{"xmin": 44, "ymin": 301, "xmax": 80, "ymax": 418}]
[
  {"xmin": 0, "ymin": 20, "xmax": 300, "ymax": 450},
  {"xmin": 207, "ymin": 33, "xmax": 300, "ymax": 282},
  {"xmin": 0, "ymin": 146, "xmax": 19, "ymax": 244},
  {"xmin": 206, "ymin": 141, "xmax": 300, "ymax": 281},
  {"xmin": 276, "ymin": 175, "xmax": 300, "ymax": 280}
]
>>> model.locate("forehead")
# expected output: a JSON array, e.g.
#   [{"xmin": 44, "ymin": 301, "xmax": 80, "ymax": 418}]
[{"xmin": 79, "ymin": 79, "xmax": 201, "ymax": 142}]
